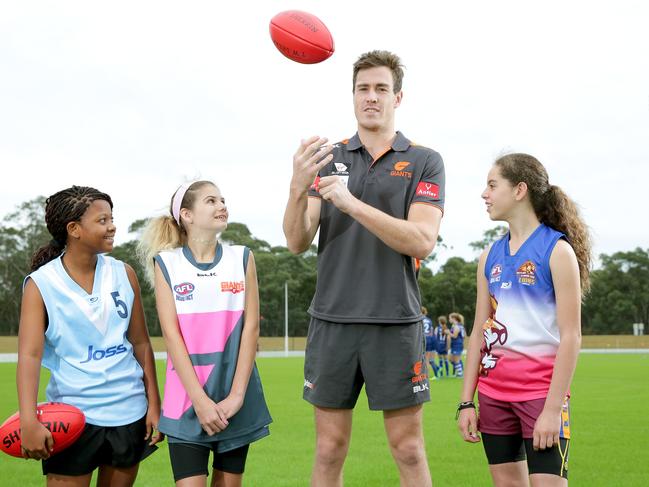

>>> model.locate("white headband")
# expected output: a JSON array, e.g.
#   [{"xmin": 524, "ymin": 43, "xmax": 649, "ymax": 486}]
[{"xmin": 172, "ymin": 182, "xmax": 194, "ymax": 225}]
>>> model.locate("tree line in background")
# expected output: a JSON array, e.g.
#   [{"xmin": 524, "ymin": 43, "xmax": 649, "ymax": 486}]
[{"xmin": 0, "ymin": 198, "xmax": 647, "ymax": 336}]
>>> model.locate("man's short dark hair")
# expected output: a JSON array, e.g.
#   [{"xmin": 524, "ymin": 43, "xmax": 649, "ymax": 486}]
[{"xmin": 353, "ymin": 50, "xmax": 404, "ymax": 93}]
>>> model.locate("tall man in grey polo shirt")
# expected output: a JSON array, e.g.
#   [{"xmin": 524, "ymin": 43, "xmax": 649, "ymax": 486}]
[{"xmin": 283, "ymin": 50, "xmax": 444, "ymax": 487}]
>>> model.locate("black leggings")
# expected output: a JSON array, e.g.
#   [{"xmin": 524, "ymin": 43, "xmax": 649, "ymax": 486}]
[
  {"xmin": 482, "ymin": 432, "xmax": 569, "ymax": 479},
  {"xmin": 168, "ymin": 442, "xmax": 250, "ymax": 482}
]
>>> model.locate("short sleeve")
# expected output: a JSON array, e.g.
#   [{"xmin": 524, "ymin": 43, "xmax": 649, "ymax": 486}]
[{"xmin": 411, "ymin": 151, "xmax": 445, "ymax": 210}]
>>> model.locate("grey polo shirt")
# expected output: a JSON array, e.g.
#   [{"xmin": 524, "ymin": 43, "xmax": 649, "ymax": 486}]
[{"xmin": 307, "ymin": 131, "xmax": 445, "ymax": 324}]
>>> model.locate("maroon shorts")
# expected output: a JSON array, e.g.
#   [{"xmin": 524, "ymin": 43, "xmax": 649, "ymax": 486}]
[{"xmin": 477, "ymin": 392, "xmax": 571, "ymax": 439}]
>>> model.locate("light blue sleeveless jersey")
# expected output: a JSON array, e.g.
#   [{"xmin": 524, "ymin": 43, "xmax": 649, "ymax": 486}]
[{"xmin": 27, "ymin": 255, "xmax": 147, "ymax": 426}]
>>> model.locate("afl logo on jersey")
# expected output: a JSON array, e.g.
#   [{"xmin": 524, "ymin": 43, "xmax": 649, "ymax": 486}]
[
  {"xmin": 490, "ymin": 264, "xmax": 502, "ymax": 283},
  {"xmin": 174, "ymin": 282, "xmax": 195, "ymax": 301}
]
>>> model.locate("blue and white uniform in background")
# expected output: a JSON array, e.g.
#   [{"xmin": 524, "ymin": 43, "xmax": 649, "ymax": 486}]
[
  {"xmin": 450, "ymin": 323, "xmax": 466, "ymax": 377},
  {"xmin": 423, "ymin": 316, "xmax": 434, "ymax": 351},
  {"xmin": 27, "ymin": 255, "xmax": 147, "ymax": 426},
  {"xmin": 434, "ymin": 325, "xmax": 448, "ymax": 355},
  {"xmin": 450, "ymin": 324, "xmax": 465, "ymax": 355},
  {"xmin": 422, "ymin": 316, "xmax": 440, "ymax": 377},
  {"xmin": 434, "ymin": 325, "xmax": 450, "ymax": 376}
]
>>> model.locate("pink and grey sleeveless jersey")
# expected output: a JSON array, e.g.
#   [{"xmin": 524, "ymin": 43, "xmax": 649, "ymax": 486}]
[
  {"xmin": 155, "ymin": 244, "xmax": 271, "ymax": 449},
  {"xmin": 478, "ymin": 224, "xmax": 565, "ymax": 402}
]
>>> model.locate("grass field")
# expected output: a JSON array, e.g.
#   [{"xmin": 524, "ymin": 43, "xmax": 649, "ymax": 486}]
[{"xmin": 1, "ymin": 355, "xmax": 648, "ymax": 486}]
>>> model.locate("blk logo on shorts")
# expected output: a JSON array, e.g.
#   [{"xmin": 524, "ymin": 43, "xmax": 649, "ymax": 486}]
[{"xmin": 412, "ymin": 383, "xmax": 429, "ymax": 394}]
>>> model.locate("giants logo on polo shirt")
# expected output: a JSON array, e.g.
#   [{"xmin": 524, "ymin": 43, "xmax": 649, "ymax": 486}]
[
  {"xmin": 415, "ymin": 182, "xmax": 439, "ymax": 198},
  {"xmin": 390, "ymin": 161, "xmax": 412, "ymax": 178}
]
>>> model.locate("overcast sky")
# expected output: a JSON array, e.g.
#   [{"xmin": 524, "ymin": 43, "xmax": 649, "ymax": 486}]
[{"xmin": 1, "ymin": 1, "xmax": 648, "ymax": 267}]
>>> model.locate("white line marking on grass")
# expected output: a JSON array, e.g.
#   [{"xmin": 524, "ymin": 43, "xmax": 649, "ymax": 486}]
[{"xmin": 1, "ymin": 349, "xmax": 646, "ymax": 364}]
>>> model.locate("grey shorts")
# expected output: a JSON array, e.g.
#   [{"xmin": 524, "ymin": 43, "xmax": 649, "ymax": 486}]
[{"xmin": 303, "ymin": 318, "xmax": 430, "ymax": 411}]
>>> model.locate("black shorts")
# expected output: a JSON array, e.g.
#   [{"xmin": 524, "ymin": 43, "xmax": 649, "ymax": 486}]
[
  {"xmin": 42, "ymin": 415, "xmax": 148, "ymax": 476},
  {"xmin": 168, "ymin": 441, "xmax": 250, "ymax": 482},
  {"xmin": 303, "ymin": 318, "xmax": 430, "ymax": 410},
  {"xmin": 482, "ymin": 433, "xmax": 570, "ymax": 479}
]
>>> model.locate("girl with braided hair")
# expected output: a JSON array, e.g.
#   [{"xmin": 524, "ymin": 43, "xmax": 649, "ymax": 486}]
[
  {"xmin": 458, "ymin": 154, "xmax": 591, "ymax": 486},
  {"xmin": 17, "ymin": 186, "xmax": 162, "ymax": 487}
]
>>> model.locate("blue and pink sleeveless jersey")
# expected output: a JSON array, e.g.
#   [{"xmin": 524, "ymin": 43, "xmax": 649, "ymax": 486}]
[
  {"xmin": 155, "ymin": 244, "xmax": 271, "ymax": 450},
  {"xmin": 478, "ymin": 224, "xmax": 565, "ymax": 402}
]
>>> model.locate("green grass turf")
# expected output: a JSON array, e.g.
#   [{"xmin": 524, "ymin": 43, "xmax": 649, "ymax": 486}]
[{"xmin": 0, "ymin": 354, "xmax": 648, "ymax": 486}]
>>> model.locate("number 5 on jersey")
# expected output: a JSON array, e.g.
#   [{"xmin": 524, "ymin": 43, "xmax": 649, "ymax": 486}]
[{"xmin": 111, "ymin": 291, "xmax": 129, "ymax": 318}]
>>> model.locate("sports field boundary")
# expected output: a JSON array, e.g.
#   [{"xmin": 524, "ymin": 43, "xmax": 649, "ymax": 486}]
[{"xmin": 1, "ymin": 348, "xmax": 648, "ymax": 363}]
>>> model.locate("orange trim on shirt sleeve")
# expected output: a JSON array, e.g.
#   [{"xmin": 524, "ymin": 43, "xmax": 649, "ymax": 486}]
[{"xmin": 410, "ymin": 201, "xmax": 444, "ymax": 215}]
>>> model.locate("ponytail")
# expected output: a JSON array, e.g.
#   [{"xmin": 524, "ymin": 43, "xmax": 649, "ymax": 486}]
[
  {"xmin": 495, "ymin": 154, "xmax": 592, "ymax": 296},
  {"xmin": 137, "ymin": 180, "xmax": 216, "ymax": 286},
  {"xmin": 137, "ymin": 215, "xmax": 185, "ymax": 287},
  {"xmin": 30, "ymin": 239, "xmax": 65, "ymax": 272},
  {"xmin": 540, "ymin": 185, "xmax": 592, "ymax": 294}
]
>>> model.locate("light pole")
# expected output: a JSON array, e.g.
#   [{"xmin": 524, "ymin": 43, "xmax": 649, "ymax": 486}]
[{"xmin": 284, "ymin": 281, "xmax": 289, "ymax": 356}]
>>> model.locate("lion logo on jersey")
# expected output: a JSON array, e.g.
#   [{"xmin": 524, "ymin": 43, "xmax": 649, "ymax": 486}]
[
  {"xmin": 516, "ymin": 260, "xmax": 537, "ymax": 285},
  {"xmin": 479, "ymin": 295, "xmax": 509, "ymax": 376}
]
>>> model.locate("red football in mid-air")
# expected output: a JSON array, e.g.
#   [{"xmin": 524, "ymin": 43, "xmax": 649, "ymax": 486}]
[
  {"xmin": 0, "ymin": 402, "xmax": 86, "ymax": 458},
  {"xmin": 269, "ymin": 10, "xmax": 334, "ymax": 64}
]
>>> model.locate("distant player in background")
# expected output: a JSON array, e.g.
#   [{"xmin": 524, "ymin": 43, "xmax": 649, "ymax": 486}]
[
  {"xmin": 449, "ymin": 312, "xmax": 466, "ymax": 377},
  {"xmin": 17, "ymin": 186, "xmax": 162, "ymax": 486},
  {"xmin": 434, "ymin": 316, "xmax": 450, "ymax": 377},
  {"xmin": 458, "ymin": 153, "xmax": 590, "ymax": 486},
  {"xmin": 421, "ymin": 307, "xmax": 437, "ymax": 378},
  {"xmin": 139, "ymin": 180, "xmax": 272, "ymax": 487}
]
